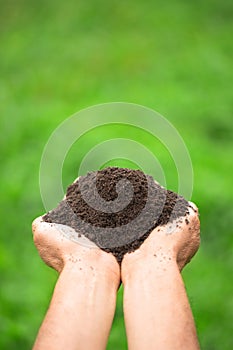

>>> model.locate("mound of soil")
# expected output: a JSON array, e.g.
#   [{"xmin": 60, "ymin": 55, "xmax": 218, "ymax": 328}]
[{"xmin": 43, "ymin": 167, "xmax": 190, "ymax": 262}]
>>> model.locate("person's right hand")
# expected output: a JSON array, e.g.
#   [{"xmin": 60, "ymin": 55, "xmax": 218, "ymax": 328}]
[
  {"xmin": 121, "ymin": 202, "xmax": 200, "ymax": 282},
  {"xmin": 32, "ymin": 216, "xmax": 120, "ymax": 286}
]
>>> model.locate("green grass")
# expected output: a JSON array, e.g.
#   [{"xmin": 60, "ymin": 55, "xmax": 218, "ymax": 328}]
[{"xmin": 0, "ymin": 0, "xmax": 233, "ymax": 348}]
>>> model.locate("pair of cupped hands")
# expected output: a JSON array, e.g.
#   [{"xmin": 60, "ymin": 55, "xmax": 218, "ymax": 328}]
[{"xmin": 32, "ymin": 202, "xmax": 200, "ymax": 286}]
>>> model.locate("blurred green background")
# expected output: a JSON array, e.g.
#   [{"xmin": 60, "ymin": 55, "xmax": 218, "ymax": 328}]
[{"xmin": 0, "ymin": 0, "xmax": 232, "ymax": 349}]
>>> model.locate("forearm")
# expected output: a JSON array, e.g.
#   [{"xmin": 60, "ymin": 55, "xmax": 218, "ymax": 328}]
[
  {"xmin": 123, "ymin": 258, "xmax": 199, "ymax": 350},
  {"xmin": 33, "ymin": 263, "xmax": 118, "ymax": 350}
]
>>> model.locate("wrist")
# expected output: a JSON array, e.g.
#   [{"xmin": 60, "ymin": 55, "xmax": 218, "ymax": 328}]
[
  {"xmin": 63, "ymin": 248, "xmax": 120, "ymax": 288},
  {"xmin": 121, "ymin": 250, "xmax": 179, "ymax": 285}
]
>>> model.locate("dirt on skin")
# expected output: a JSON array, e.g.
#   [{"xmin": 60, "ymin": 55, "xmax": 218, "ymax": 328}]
[{"xmin": 43, "ymin": 167, "xmax": 190, "ymax": 263}]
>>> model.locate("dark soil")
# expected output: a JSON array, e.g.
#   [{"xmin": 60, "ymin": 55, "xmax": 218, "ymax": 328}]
[{"xmin": 43, "ymin": 167, "xmax": 190, "ymax": 262}]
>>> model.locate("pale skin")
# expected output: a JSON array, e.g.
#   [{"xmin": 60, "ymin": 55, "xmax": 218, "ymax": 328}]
[
  {"xmin": 121, "ymin": 202, "xmax": 200, "ymax": 350},
  {"xmin": 32, "ymin": 202, "xmax": 200, "ymax": 350},
  {"xmin": 32, "ymin": 218, "xmax": 120, "ymax": 350}
]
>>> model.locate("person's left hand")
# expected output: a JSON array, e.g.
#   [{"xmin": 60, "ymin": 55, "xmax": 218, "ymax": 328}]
[{"xmin": 121, "ymin": 202, "xmax": 200, "ymax": 284}]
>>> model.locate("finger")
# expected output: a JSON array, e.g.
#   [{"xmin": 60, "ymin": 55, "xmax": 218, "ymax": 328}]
[
  {"xmin": 188, "ymin": 201, "xmax": 199, "ymax": 215},
  {"xmin": 32, "ymin": 215, "xmax": 98, "ymax": 249},
  {"xmin": 32, "ymin": 215, "xmax": 64, "ymax": 237},
  {"xmin": 32, "ymin": 216, "xmax": 64, "ymax": 245},
  {"xmin": 32, "ymin": 216, "xmax": 46, "ymax": 235}
]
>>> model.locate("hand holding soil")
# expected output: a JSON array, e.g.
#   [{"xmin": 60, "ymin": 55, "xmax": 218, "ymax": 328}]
[
  {"xmin": 42, "ymin": 167, "xmax": 192, "ymax": 263},
  {"xmin": 32, "ymin": 216, "xmax": 120, "ymax": 281},
  {"xmin": 121, "ymin": 201, "xmax": 200, "ymax": 283}
]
